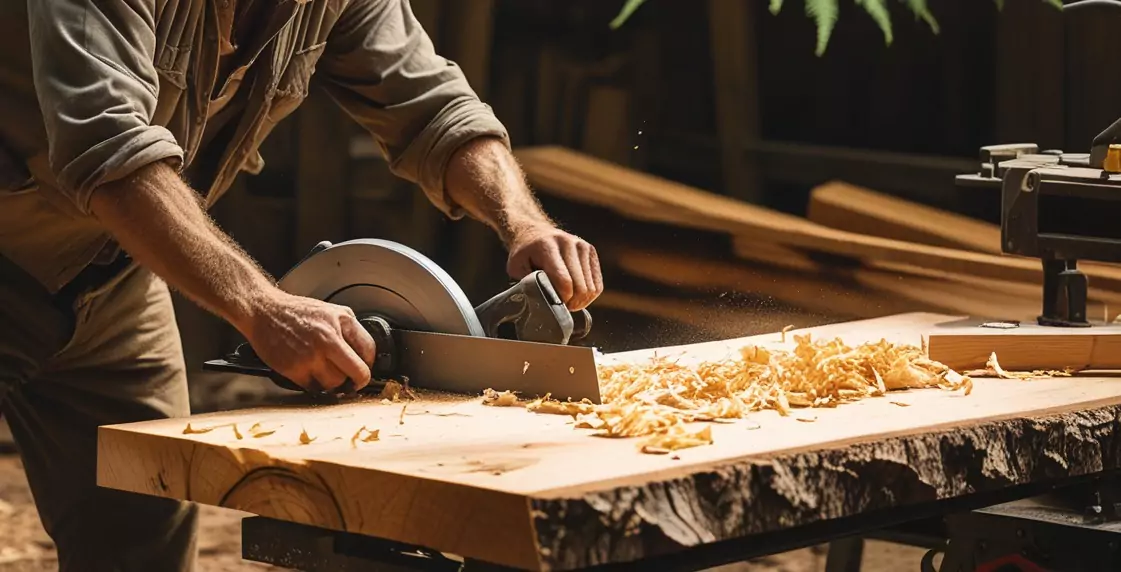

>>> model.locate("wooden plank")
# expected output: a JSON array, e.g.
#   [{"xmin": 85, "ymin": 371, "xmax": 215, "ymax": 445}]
[
  {"xmin": 514, "ymin": 146, "xmax": 1121, "ymax": 291},
  {"xmin": 807, "ymin": 181, "xmax": 1001, "ymax": 253},
  {"xmin": 614, "ymin": 248, "xmax": 923, "ymax": 320},
  {"xmin": 616, "ymin": 248, "xmax": 1043, "ymax": 323},
  {"xmin": 99, "ymin": 313, "xmax": 1121, "ymax": 569},
  {"xmin": 926, "ymin": 319, "xmax": 1121, "ymax": 372},
  {"xmin": 595, "ymin": 290, "xmax": 826, "ymax": 338}
]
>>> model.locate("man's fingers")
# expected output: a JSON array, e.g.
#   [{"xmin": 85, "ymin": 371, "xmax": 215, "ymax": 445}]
[
  {"xmin": 311, "ymin": 360, "xmax": 349, "ymax": 393},
  {"xmin": 561, "ymin": 240, "xmax": 589, "ymax": 310},
  {"xmin": 578, "ymin": 242, "xmax": 600, "ymax": 307},
  {"xmin": 340, "ymin": 314, "xmax": 376, "ymax": 366},
  {"xmin": 325, "ymin": 334, "xmax": 371, "ymax": 391}
]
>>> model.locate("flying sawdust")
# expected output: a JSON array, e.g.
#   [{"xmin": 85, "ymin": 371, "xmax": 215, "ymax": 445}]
[{"xmin": 527, "ymin": 332, "xmax": 975, "ymax": 454}]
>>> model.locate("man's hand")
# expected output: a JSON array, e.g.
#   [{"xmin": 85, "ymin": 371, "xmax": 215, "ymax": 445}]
[
  {"xmin": 506, "ymin": 224, "xmax": 603, "ymax": 310},
  {"xmin": 242, "ymin": 292, "xmax": 377, "ymax": 393},
  {"xmin": 88, "ymin": 160, "xmax": 377, "ymax": 395},
  {"xmin": 443, "ymin": 137, "xmax": 606, "ymax": 310}
]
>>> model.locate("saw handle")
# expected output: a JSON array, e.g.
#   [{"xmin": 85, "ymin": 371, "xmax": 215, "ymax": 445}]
[
  {"xmin": 473, "ymin": 270, "xmax": 591, "ymax": 345},
  {"xmin": 204, "ymin": 316, "xmax": 401, "ymax": 395}
]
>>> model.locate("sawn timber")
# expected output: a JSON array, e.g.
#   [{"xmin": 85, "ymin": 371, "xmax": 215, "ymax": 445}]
[{"xmin": 96, "ymin": 313, "xmax": 1121, "ymax": 570}]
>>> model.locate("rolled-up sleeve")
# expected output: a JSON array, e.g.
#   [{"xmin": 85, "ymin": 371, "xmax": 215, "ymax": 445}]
[
  {"xmin": 27, "ymin": 0, "xmax": 184, "ymax": 215},
  {"xmin": 318, "ymin": 0, "xmax": 510, "ymax": 219}
]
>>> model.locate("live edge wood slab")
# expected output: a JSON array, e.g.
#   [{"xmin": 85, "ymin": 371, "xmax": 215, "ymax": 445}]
[{"xmin": 97, "ymin": 313, "xmax": 1121, "ymax": 571}]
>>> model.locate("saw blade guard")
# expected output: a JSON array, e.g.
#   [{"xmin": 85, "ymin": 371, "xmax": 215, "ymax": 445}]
[{"xmin": 277, "ymin": 239, "xmax": 486, "ymax": 337}]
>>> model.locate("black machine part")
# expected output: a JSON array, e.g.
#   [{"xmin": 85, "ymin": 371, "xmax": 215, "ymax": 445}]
[{"xmin": 474, "ymin": 270, "xmax": 592, "ymax": 345}]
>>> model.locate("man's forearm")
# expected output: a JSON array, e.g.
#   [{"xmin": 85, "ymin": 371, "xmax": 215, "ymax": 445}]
[
  {"xmin": 88, "ymin": 160, "xmax": 276, "ymax": 332},
  {"xmin": 443, "ymin": 137, "xmax": 552, "ymax": 245}
]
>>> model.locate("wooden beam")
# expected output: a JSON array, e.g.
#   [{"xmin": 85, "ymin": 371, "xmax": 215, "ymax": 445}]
[
  {"xmin": 616, "ymin": 247, "xmax": 1044, "ymax": 323},
  {"xmin": 807, "ymin": 181, "xmax": 1001, "ymax": 254},
  {"xmin": 595, "ymin": 290, "xmax": 826, "ymax": 338},
  {"xmin": 927, "ymin": 319, "xmax": 1121, "ymax": 371},
  {"xmin": 99, "ymin": 313, "xmax": 1121, "ymax": 569},
  {"xmin": 514, "ymin": 146, "xmax": 1121, "ymax": 291}
]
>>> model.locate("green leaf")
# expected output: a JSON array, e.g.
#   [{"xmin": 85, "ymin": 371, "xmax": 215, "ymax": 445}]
[
  {"xmin": 806, "ymin": 0, "xmax": 840, "ymax": 56},
  {"xmin": 770, "ymin": 0, "xmax": 786, "ymax": 15},
  {"xmin": 1042, "ymin": 0, "xmax": 1063, "ymax": 8},
  {"xmin": 994, "ymin": 0, "xmax": 1005, "ymax": 10},
  {"xmin": 855, "ymin": 0, "xmax": 894, "ymax": 46},
  {"xmin": 609, "ymin": 0, "xmax": 647, "ymax": 30},
  {"xmin": 901, "ymin": 0, "xmax": 940, "ymax": 34}
]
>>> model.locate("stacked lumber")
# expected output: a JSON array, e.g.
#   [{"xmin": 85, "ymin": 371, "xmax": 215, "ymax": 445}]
[{"xmin": 514, "ymin": 146, "xmax": 1121, "ymax": 326}]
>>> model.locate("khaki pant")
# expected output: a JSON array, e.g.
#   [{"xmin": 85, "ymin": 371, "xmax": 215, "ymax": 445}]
[{"xmin": 0, "ymin": 254, "xmax": 198, "ymax": 571}]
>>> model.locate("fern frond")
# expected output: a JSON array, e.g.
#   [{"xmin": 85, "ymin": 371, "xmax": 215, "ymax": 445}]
[
  {"xmin": 901, "ymin": 0, "xmax": 940, "ymax": 34},
  {"xmin": 806, "ymin": 0, "xmax": 840, "ymax": 56},
  {"xmin": 855, "ymin": 0, "xmax": 894, "ymax": 46},
  {"xmin": 609, "ymin": 0, "xmax": 647, "ymax": 30},
  {"xmin": 770, "ymin": 0, "xmax": 786, "ymax": 15}
]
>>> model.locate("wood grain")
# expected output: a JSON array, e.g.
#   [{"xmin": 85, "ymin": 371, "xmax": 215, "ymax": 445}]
[
  {"xmin": 926, "ymin": 319, "xmax": 1121, "ymax": 371},
  {"xmin": 99, "ymin": 313, "xmax": 1121, "ymax": 570}
]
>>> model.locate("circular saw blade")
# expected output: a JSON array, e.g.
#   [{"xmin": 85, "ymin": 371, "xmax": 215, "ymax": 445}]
[{"xmin": 277, "ymin": 239, "xmax": 485, "ymax": 337}]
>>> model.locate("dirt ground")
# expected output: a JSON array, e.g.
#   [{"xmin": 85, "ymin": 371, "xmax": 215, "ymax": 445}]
[{"xmin": 0, "ymin": 453, "xmax": 932, "ymax": 572}]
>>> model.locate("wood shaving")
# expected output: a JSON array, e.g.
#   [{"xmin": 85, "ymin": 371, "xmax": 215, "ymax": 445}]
[
  {"xmin": 527, "ymin": 334, "xmax": 973, "ymax": 454},
  {"xmin": 482, "ymin": 388, "xmax": 519, "ymax": 407},
  {"xmin": 183, "ymin": 422, "xmax": 243, "ymax": 439},
  {"xmin": 965, "ymin": 352, "xmax": 1079, "ymax": 380},
  {"xmin": 890, "ymin": 401, "xmax": 911, "ymax": 407},
  {"xmin": 248, "ymin": 422, "xmax": 277, "ymax": 439},
  {"xmin": 299, "ymin": 428, "xmax": 316, "ymax": 445},
  {"xmin": 781, "ymin": 325, "xmax": 794, "ymax": 343},
  {"xmin": 399, "ymin": 404, "xmax": 408, "ymax": 425},
  {"xmin": 182, "ymin": 423, "xmax": 215, "ymax": 435},
  {"xmin": 379, "ymin": 381, "xmax": 402, "ymax": 402},
  {"xmin": 640, "ymin": 425, "xmax": 713, "ymax": 454},
  {"xmin": 350, "ymin": 425, "xmax": 380, "ymax": 447}
]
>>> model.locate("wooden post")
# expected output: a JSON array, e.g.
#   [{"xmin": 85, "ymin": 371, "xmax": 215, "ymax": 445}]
[
  {"xmin": 707, "ymin": 0, "xmax": 762, "ymax": 202},
  {"xmin": 994, "ymin": 0, "xmax": 1064, "ymax": 149},
  {"xmin": 293, "ymin": 92, "xmax": 350, "ymax": 260}
]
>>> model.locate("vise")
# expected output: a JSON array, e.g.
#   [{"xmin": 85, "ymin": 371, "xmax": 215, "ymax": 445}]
[{"xmin": 957, "ymin": 118, "xmax": 1121, "ymax": 327}]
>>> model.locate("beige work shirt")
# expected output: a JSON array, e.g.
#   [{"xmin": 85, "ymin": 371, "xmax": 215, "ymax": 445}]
[{"xmin": 0, "ymin": 0, "xmax": 509, "ymax": 294}]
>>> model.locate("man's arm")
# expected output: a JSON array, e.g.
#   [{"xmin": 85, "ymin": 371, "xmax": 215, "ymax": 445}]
[
  {"xmin": 317, "ymin": 0, "xmax": 603, "ymax": 309},
  {"xmin": 27, "ymin": 1, "xmax": 373, "ymax": 392},
  {"xmin": 443, "ymin": 137, "xmax": 602, "ymax": 310}
]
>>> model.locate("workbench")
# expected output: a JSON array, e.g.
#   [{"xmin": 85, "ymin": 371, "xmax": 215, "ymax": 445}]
[{"xmin": 96, "ymin": 313, "xmax": 1121, "ymax": 570}]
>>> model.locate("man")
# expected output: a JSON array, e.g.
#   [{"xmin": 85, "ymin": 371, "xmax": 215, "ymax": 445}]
[{"xmin": 0, "ymin": 0, "xmax": 603, "ymax": 570}]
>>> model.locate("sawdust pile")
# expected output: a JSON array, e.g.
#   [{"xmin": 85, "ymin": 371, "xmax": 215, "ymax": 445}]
[{"xmin": 527, "ymin": 333, "xmax": 973, "ymax": 454}]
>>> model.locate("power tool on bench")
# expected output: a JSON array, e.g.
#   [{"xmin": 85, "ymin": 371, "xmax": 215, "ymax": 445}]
[
  {"xmin": 957, "ymin": 118, "xmax": 1121, "ymax": 328},
  {"xmin": 203, "ymin": 239, "xmax": 602, "ymax": 403}
]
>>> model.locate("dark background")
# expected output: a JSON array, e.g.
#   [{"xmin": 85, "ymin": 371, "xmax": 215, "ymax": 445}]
[{"xmin": 180, "ymin": 0, "xmax": 1121, "ymax": 409}]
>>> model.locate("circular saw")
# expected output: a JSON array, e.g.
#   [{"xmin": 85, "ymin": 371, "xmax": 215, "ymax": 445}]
[{"xmin": 203, "ymin": 239, "xmax": 601, "ymax": 403}]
